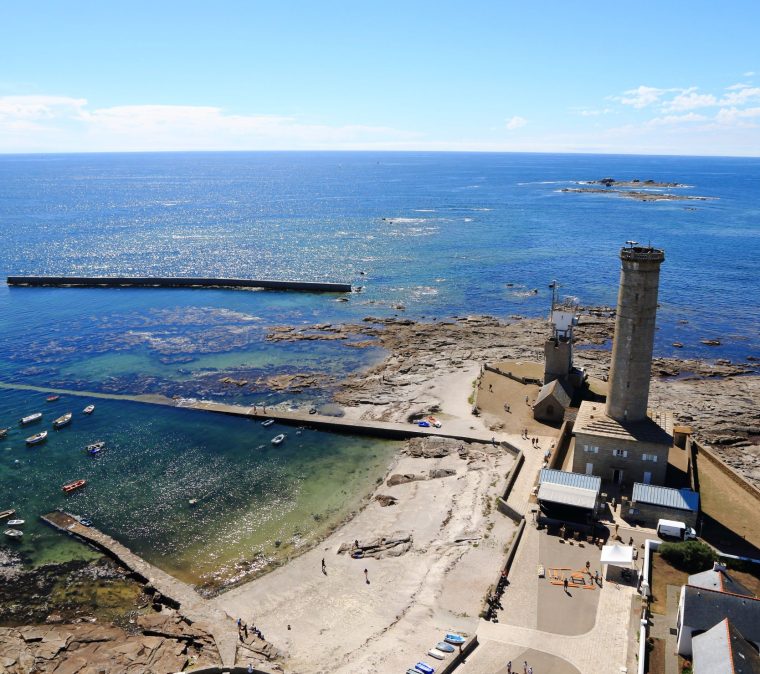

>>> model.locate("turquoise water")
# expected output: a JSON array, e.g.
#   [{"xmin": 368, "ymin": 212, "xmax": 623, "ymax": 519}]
[
  {"xmin": 0, "ymin": 387, "xmax": 397, "ymax": 586},
  {"xmin": 0, "ymin": 151, "xmax": 758, "ymax": 582}
]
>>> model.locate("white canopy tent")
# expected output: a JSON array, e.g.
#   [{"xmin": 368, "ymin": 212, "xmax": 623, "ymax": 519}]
[{"xmin": 600, "ymin": 544, "xmax": 635, "ymax": 569}]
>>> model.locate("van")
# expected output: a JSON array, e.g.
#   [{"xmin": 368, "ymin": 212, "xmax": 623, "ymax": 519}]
[{"xmin": 657, "ymin": 519, "xmax": 697, "ymax": 541}]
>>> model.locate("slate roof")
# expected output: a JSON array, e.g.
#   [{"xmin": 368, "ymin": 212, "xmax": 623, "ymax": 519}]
[
  {"xmin": 574, "ymin": 401, "xmax": 673, "ymax": 445},
  {"xmin": 632, "ymin": 483, "xmax": 700, "ymax": 512},
  {"xmin": 535, "ymin": 379, "xmax": 571, "ymax": 407},
  {"xmin": 682, "ymin": 585, "xmax": 760, "ymax": 646},
  {"xmin": 688, "ymin": 566, "xmax": 753, "ymax": 598},
  {"xmin": 692, "ymin": 618, "xmax": 760, "ymax": 674}
]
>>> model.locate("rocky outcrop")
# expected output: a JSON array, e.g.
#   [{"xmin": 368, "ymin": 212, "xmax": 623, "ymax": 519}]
[
  {"xmin": 337, "ymin": 534, "xmax": 413, "ymax": 559},
  {"xmin": 0, "ymin": 618, "xmax": 220, "ymax": 673}
]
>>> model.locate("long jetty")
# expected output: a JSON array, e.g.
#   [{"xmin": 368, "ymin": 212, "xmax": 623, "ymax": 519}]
[
  {"xmin": 41, "ymin": 511, "xmax": 242, "ymax": 669},
  {"xmin": 0, "ymin": 382, "xmax": 505, "ymax": 445},
  {"xmin": 6, "ymin": 275, "xmax": 352, "ymax": 293}
]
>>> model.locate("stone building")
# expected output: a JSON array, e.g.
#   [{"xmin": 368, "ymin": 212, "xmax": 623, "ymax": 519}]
[
  {"xmin": 571, "ymin": 244, "xmax": 673, "ymax": 486},
  {"xmin": 623, "ymin": 483, "xmax": 699, "ymax": 527},
  {"xmin": 533, "ymin": 379, "xmax": 571, "ymax": 424},
  {"xmin": 572, "ymin": 402, "xmax": 672, "ymax": 485}
]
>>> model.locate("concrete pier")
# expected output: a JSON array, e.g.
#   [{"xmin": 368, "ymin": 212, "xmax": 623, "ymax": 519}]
[
  {"xmin": 0, "ymin": 382, "xmax": 507, "ymax": 446},
  {"xmin": 41, "ymin": 511, "xmax": 243, "ymax": 669},
  {"xmin": 6, "ymin": 275, "xmax": 352, "ymax": 293}
]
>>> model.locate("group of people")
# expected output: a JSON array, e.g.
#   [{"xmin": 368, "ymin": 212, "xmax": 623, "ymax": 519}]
[
  {"xmin": 484, "ymin": 569, "xmax": 509, "ymax": 622},
  {"xmin": 506, "ymin": 660, "xmax": 533, "ymax": 674},
  {"xmin": 236, "ymin": 617, "xmax": 265, "ymax": 643}
]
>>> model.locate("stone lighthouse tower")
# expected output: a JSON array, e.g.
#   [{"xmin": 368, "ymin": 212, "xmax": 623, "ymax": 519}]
[{"xmin": 606, "ymin": 243, "xmax": 665, "ymax": 422}]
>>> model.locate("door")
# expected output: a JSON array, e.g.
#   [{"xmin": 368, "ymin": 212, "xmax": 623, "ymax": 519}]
[
  {"xmin": 612, "ymin": 469, "xmax": 623, "ymax": 484},
  {"xmin": 586, "ymin": 462, "xmax": 594, "ymax": 475},
  {"xmin": 643, "ymin": 471, "xmax": 652, "ymax": 484}
]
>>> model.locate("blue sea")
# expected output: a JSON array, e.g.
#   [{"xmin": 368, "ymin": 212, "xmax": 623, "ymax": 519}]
[{"xmin": 0, "ymin": 152, "xmax": 758, "ymax": 584}]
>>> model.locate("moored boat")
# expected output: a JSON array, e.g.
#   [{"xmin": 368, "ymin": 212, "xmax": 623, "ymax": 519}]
[
  {"xmin": 0, "ymin": 427, "xmax": 8, "ymax": 438},
  {"xmin": 46, "ymin": 395, "xmax": 60, "ymax": 402},
  {"xmin": 83, "ymin": 404, "xmax": 95, "ymax": 414},
  {"xmin": 53, "ymin": 412, "xmax": 73, "ymax": 428},
  {"xmin": 444, "ymin": 633, "xmax": 466, "ymax": 645},
  {"xmin": 26, "ymin": 431, "xmax": 48, "ymax": 445},
  {"xmin": 86, "ymin": 441, "xmax": 105, "ymax": 455},
  {"xmin": 62, "ymin": 479, "xmax": 87, "ymax": 494},
  {"xmin": 271, "ymin": 433, "xmax": 286, "ymax": 445},
  {"xmin": 261, "ymin": 419, "xmax": 275, "ymax": 427},
  {"xmin": 3, "ymin": 529, "xmax": 23, "ymax": 539},
  {"xmin": 20, "ymin": 412, "xmax": 42, "ymax": 425},
  {"xmin": 0, "ymin": 509, "xmax": 16, "ymax": 520},
  {"xmin": 6, "ymin": 519, "xmax": 24, "ymax": 526}
]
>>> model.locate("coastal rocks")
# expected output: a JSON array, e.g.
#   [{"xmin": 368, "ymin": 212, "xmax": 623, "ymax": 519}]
[
  {"xmin": 429, "ymin": 468, "xmax": 457, "ymax": 479},
  {"xmin": 337, "ymin": 534, "xmax": 413, "ymax": 559},
  {"xmin": 403, "ymin": 437, "xmax": 458, "ymax": 458},
  {"xmin": 387, "ymin": 473, "xmax": 426, "ymax": 486},
  {"xmin": 560, "ymin": 187, "xmax": 712, "ymax": 202},
  {"xmin": 375, "ymin": 494, "xmax": 398, "ymax": 507},
  {"xmin": 0, "ymin": 620, "xmax": 221, "ymax": 673}
]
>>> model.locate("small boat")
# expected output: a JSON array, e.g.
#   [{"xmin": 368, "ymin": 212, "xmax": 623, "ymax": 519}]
[
  {"xmin": 417, "ymin": 420, "xmax": 431, "ymax": 427},
  {"xmin": 189, "ymin": 498, "xmax": 199, "ymax": 506},
  {"xmin": 46, "ymin": 395, "xmax": 60, "ymax": 402},
  {"xmin": 20, "ymin": 412, "xmax": 42, "ymax": 425},
  {"xmin": 6, "ymin": 519, "xmax": 24, "ymax": 526},
  {"xmin": 435, "ymin": 642, "xmax": 455, "ymax": 653},
  {"xmin": 3, "ymin": 529, "xmax": 23, "ymax": 539},
  {"xmin": 427, "ymin": 649, "xmax": 446, "ymax": 660},
  {"xmin": 0, "ymin": 509, "xmax": 16, "ymax": 520},
  {"xmin": 427, "ymin": 416, "xmax": 442, "ymax": 428},
  {"xmin": 86, "ymin": 441, "xmax": 105, "ymax": 455},
  {"xmin": 701, "ymin": 338, "xmax": 721, "ymax": 346},
  {"xmin": 83, "ymin": 404, "xmax": 95, "ymax": 414},
  {"xmin": 261, "ymin": 419, "xmax": 275, "ymax": 427},
  {"xmin": 271, "ymin": 434, "xmax": 285, "ymax": 446},
  {"xmin": 53, "ymin": 412, "xmax": 73, "ymax": 428},
  {"xmin": 26, "ymin": 431, "xmax": 48, "ymax": 445},
  {"xmin": 0, "ymin": 427, "xmax": 8, "ymax": 438},
  {"xmin": 414, "ymin": 663, "xmax": 435, "ymax": 674},
  {"xmin": 672, "ymin": 342, "xmax": 684, "ymax": 348},
  {"xmin": 80, "ymin": 518, "xmax": 92, "ymax": 527},
  {"xmin": 62, "ymin": 479, "xmax": 87, "ymax": 494},
  {"xmin": 444, "ymin": 633, "xmax": 466, "ymax": 645}
]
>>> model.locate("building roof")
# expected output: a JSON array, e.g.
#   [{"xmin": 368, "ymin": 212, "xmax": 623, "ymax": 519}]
[
  {"xmin": 537, "ymin": 483, "xmax": 599, "ymax": 510},
  {"xmin": 682, "ymin": 585, "xmax": 760, "ymax": 645},
  {"xmin": 535, "ymin": 379, "xmax": 572, "ymax": 408},
  {"xmin": 573, "ymin": 401, "xmax": 673, "ymax": 445},
  {"xmin": 631, "ymin": 483, "xmax": 700, "ymax": 512},
  {"xmin": 689, "ymin": 565, "xmax": 753, "ymax": 598},
  {"xmin": 692, "ymin": 618, "xmax": 760, "ymax": 674},
  {"xmin": 539, "ymin": 468, "xmax": 602, "ymax": 492},
  {"xmin": 601, "ymin": 544, "xmax": 635, "ymax": 568}
]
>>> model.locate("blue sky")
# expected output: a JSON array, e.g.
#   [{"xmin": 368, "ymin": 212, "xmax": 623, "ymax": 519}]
[{"xmin": 1, "ymin": 1, "xmax": 759, "ymax": 155}]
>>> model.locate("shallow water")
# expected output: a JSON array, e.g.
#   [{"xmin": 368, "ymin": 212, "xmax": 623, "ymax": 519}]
[{"xmin": 0, "ymin": 151, "xmax": 757, "ymax": 581}]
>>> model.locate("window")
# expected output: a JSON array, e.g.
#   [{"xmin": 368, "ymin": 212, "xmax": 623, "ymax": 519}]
[
  {"xmin": 612, "ymin": 449, "xmax": 628, "ymax": 458},
  {"xmin": 629, "ymin": 508, "xmax": 639, "ymax": 515},
  {"xmin": 584, "ymin": 445, "xmax": 599, "ymax": 454},
  {"xmin": 642, "ymin": 454, "xmax": 658, "ymax": 462}
]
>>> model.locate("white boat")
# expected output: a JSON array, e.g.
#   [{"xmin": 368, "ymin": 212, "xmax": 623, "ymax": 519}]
[
  {"xmin": 3, "ymin": 529, "xmax": 23, "ymax": 538},
  {"xmin": 271, "ymin": 434, "xmax": 286, "ymax": 446},
  {"xmin": 53, "ymin": 412, "xmax": 73, "ymax": 428},
  {"xmin": 26, "ymin": 430, "xmax": 48, "ymax": 445},
  {"xmin": 83, "ymin": 404, "xmax": 95, "ymax": 414},
  {"xmin": 20, "ymin": 412, "xmax": 42, "ymax": 425},
  {"xmin": 86, "ymin": 441, "xmax": 105, "ymax": 455},
  {"xmin": 6, "ymin": 519, "xmax": 24, "ymax": 526},
  {"xmin": 261, "ymin": 419, "xmax": 275, "ymax": 427},
  {"xmin": 0, "ymin": 509, "xmax": 16, "ymax": 520}
]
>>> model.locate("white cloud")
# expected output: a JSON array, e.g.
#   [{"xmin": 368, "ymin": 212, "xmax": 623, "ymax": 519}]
[
  {"xmin": 744, "ymin": 71, "xmax": 756, "ymax": 77},
  {"xmin": 662, "ymin": 88, "xmax": 717, "ymax": 112},
  {"xmin": 715, "ymin": 106, "xmax": 760, "ymax": 125},
  {"xmin": 617, "ymin": 86, "xmax": 668, "ymax": 109},
  {"xmin": 719, "ymin": 86, "xmax": 760, "ymax": 106},
  {"xmin": 0, "ymin": 96, "xmax": 420, "ymax": 151},
  {"xmin": 578, "ymin": 108, "xmax": 612, "ymax": 117},
  {"xmin": 647, "ymin": 112, "xmax": 708, "ymax": 126},
  {"xmin": 505, "ymin": 115, "xmax": 527, "ymax": 130}
]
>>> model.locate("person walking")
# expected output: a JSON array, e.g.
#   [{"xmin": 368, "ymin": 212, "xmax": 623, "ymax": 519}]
[
  {"xmin": 523, "ymin": 661, "xmax": 528, "ymax": 674},
  {"xmin": 247, "ymin": 665, "xmax": 254, "ymax": 674},
  {"xmin": 321, "ymin": 557, "xmax": 326, "ymax": 574},
  {"xmin": 364, "ymin": 568, "xmax": 369, "ymax": 584},
  {"xmin": 563, "ymin": 577, "xmax": 569, "ymax": 593},
  {"xmin": 507, "ymin": 661, "xmax": 512, "ymax": 674}
]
